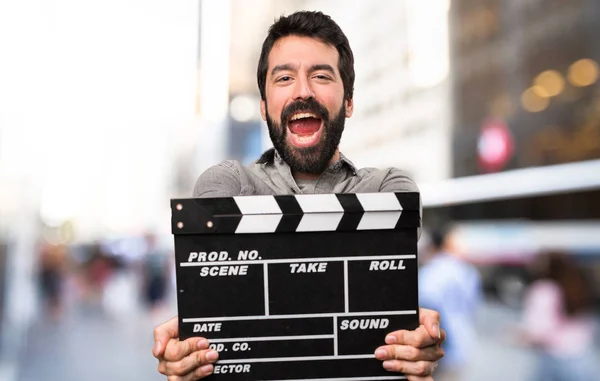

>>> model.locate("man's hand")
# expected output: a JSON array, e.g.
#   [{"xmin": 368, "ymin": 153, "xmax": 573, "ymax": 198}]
[
  {"xmin": 153, "ymin": 316, "xmax": 219, "ymax": 380},
  {"xmin": 374, "ymin": 308, "xmax": 445, "ymax": 381}
]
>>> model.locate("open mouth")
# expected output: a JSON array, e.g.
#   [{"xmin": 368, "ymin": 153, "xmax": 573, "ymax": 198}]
[{"xmin": 286, "ymin": 112, "xmax": 324, "ymax": 148}]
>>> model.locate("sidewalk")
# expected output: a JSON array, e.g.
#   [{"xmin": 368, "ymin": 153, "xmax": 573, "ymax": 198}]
[{"xmin": 15, "ymin": 271, "xmax": 176, "ymax": 381}]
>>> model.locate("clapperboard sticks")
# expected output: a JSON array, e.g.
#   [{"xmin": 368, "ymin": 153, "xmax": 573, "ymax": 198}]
[{"xmin": 172, "ymin": 192, "xmax": 421, "ymax": 381}]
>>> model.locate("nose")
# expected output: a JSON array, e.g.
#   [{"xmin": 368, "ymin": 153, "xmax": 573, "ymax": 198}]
[{"xmin": 292, "ymin": 75, "xmax": 315, "ymax": 100}]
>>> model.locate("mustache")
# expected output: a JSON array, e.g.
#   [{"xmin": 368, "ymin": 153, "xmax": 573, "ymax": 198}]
[{"xmin": 281, "ymin": 98, "xmax": 329, "ymax": 125}]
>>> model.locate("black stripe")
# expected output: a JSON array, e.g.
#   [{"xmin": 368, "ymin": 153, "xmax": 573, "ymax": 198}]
[
  {"xmin": 336, "ymin": 193, "xmax": 364, "ymax": 213},
  {"xmin": 201, "ymin": 197, "xmax": 242, "ymax": 216},
  {"xmin": 394, "ymin": 192, "xmax": 420, "ymax": 211},
  {"xmin": 335, "ymin": 194, "xmax": 364, "ymax": 231},
  {"xmin": 395, "ymin": 210, "xmax": 421, "ymax": 228},
  {"xmin": 274, "ymin": 195, "xmax": 303, "ymax": 232},
  {"xmin": 212, "ymin": 215, "xmax": 243, "ymax": 233}
]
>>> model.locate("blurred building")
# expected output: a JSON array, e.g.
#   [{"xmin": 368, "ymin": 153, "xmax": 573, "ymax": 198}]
[
  {"xmin": 0, "ymin": 2, "xmax": 199, "ymax": 375},
  {"xmin": 421, "ymin": 0, "xmax": 600, "ymax": 306},
  {"xmin": 432, "ymin": 0, "xmax": 600, "ymax": 220},
  {"xmin": 450, "ymin": 0, "xmax": 600, "ymax": 177}
]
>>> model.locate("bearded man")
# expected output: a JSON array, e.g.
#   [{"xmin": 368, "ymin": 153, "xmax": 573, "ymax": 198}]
[{"xmin": 152, "ymin": 10, "xmax": 446, "ymax": 381}]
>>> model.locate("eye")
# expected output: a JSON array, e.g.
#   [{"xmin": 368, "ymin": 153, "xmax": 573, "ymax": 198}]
[
  {"xmin": 314, "ymin": 74, "xmax": 332, "ymax": 81},
  {"xmin": 276, "ymin": 76, "xmax": 292, "ymax": 82}
]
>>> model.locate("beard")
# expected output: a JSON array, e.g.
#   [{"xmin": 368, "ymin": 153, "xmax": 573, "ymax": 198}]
[{"xmin": 266, "ymin": 98, "xmax": 346, "ymax": 175}]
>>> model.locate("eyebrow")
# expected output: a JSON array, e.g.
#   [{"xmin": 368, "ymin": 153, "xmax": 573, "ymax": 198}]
[
  {"xmin": 311, "ymin": 64, "xmax": 336, "ymax": 76},
  {"xmin": 270, "ymin": 63, "xmax": 337, "ymax": 77},
  {"xmin": 270, "ymin": 63, "xmax": 296, "ymax": 76}
]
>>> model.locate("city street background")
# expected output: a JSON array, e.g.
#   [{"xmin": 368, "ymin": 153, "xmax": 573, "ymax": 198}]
[{"xmin": 1, "ymin": 0, "xmax": 599, "ymax": 380}]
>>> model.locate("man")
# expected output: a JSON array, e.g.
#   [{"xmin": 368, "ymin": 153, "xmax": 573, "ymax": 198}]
[
  {"xmin": 419, "ymin": 225, "xmax": 482, "ymax": 380},
  {"xmin": 153, "ymin": 11, "xmax": 445, "ymax": 380}
]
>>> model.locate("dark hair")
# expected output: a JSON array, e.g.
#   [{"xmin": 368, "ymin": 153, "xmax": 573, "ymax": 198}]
[
  {"xmin": 533, "ymin": 251, "xmax": 594, "ymax": 316},
  {"xmin": 429, "ymin": 224, "xmax": 450, "ymax": 250},
  {"xmin": 257, "ymin": 11, "xmax": 355, "ymax": 101}
]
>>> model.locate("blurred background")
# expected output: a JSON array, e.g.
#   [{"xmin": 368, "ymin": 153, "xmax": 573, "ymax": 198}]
[{"xmin": 0, "ymin": 0, "xmax": 599, "ymax": 380}]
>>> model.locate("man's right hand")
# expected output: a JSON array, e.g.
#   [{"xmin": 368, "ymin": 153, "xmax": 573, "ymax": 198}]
[{"xmin": 153, "ymin": 316, "xmax": 219, "ymax": 380}]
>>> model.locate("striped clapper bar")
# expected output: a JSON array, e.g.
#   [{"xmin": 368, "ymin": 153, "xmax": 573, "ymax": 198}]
[{"xmin": 171, "ymin": 192, "xmax": 421, "ymax": 381}]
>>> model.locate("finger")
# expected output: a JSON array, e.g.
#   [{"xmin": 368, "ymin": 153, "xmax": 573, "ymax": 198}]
[
  {"xmin": 168, "ymin": 363, "xmax": 215, "ymax": 381},
  {"xmin": 162, "ymin": 348, "xmax": 219, "ymax": 377},
  {"xmin": 418, "ymin": 308, "xmax": 441, "ymax": 341},
  {"xmin": 375, "ymin": 344, "xmax": 444, "ymax": 362},
  {"xmin": 382, "ymin": 359, "xmax": 437, "ymax": 377},
  {"xmin": 439, "ymin": 327, "xmax": 447, "ymax": 344},
  {"xmin": 154, "ymin": 316, "xmax": 179, "ymax": 357},
  {"xmin": 188, "ymin": 363, "xmax": 216, "ymax": 381},
  {"xmin": 163, "ymin": 337, "xmax": 210, "ymax": 362},
  {"xmin": 406, "ymin": 360, "xmax": 439, "ymax": 381},
  {"xmin": 385, "ymin": 326, "xmax": 437, "ymax": 348}
]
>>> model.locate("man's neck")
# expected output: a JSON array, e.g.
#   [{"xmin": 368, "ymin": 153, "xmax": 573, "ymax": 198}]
[{"xmin": 293, "ymin": 150, "xmax": 341, "ymax": 180}]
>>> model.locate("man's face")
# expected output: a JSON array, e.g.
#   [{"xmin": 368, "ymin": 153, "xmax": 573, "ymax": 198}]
[{"xmin": 260, "ymin": 36, "xmax": 354, "ymax": 174}]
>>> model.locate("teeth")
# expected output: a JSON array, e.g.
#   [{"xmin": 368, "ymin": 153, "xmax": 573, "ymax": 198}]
[
  {"xmin": 294, "ymin": 132, "xmax": 318, "ymax": 141},
  {"xmin": 290, "ymin": 112, "xmax": 318, "ymax": 121}
]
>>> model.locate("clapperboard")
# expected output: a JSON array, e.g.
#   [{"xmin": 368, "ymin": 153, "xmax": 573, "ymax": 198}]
[{"xmin": 171, "ymin": 192, "xmax": 421, "ymax": 381}]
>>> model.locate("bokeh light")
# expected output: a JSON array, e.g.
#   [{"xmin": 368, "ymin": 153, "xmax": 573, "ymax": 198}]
[
  {"xmin": 521, "ymin": 86, "xmax": 550, "ymax": 112},
  {"xmin": 568, "ymin": 58, "xmax": 599, "ymax": 87},
  {"xmin": 534, "ymin": 70, "xmax": 565, "ymax": 97}
]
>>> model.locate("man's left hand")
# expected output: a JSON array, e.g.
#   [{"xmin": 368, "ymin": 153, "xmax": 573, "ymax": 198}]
[{"xmin": 374, "ymin": 308, "xmax": 445, "ymax": 381}]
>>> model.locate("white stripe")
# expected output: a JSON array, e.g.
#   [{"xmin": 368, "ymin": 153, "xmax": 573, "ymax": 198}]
[
  {"xmin": 180, "ymin": 254, "xmax": 416, "ymax": 266},
  {"xmin": 210, "ymin": 334, "xmax": 333, "ymax": 343},
  {"xmin": 295, "ymin": 194, "xmax": 343, "ymax": 213},
  {"xmin": 261, "ymin": 377, "xmax": 406, "ymax": 381},
  {"xmin": 356, "ymin": 192, "xmax": 402, "ymax": 211},
  {"xmin": 344, "ymin": 260, "xmax": 349, "ymax": 313},
  {"xmin": 218, "ymin": 354, "xmax": 374, "ymax": 364},
  {"xmin": 264, "ymin": 263, "xmax": 269, "ymax": 315},
  {"xmin": 333, "ymin": 316, "xmax": 338, "ymax": 356},
  {"xmin": 296, "ymin": 213, "xmax": 344, "ymax": 232},
  {"xmin": 235, "ymin": 215, "xmax": 283, "ymax": 233},
  {"xmin": 182, "ymin": 309, "xmax": 417, "ymax": 322},
  {"xmin": 357, "ymin": 211, "xmax": 402, "ymax": 230},
  {"xmin": 234, "ymin": 195, "xmax": 282, "ymax": 214}
]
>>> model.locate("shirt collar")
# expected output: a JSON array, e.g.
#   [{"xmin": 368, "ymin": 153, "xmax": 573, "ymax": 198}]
[{"xmin": 256, "ymin": 147, "xmax": 358, "ymax": 174}]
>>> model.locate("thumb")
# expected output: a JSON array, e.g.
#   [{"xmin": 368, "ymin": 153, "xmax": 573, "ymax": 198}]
[
  {"xmin": 419, "ymin": 308, "xmax": 441, "ymax": 341},
  {"xmin": 153, "ymin": 315, "xmax": 179, "ymax": 357}
]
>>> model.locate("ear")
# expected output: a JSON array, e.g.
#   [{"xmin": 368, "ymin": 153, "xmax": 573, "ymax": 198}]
[
  {"xmin": 345, "ymin": 97, "xmax": 354, "ymax": 118},
  {"xmin": 260, "ymin": 99, "xmax": 267, "ymax": 121}
]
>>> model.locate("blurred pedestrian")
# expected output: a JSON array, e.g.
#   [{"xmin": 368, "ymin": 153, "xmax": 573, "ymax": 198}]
[
  {"xmin": 516, "ymin": 251, "xmax": 599, "ymax": 381},
  {"xmin": 37, "ymin": 242, "xmax": 68, "ymax": 320},
  {"xmin": 141, "ymin": 233, "xmax": 170, "ymax": 316},
  {"xmin": 419, "ymin": 224, "xmax": 482, "ymax": 381},
  {"xmin": 82, "ymin": 242, "xmax": 114, "ymax": 307}
]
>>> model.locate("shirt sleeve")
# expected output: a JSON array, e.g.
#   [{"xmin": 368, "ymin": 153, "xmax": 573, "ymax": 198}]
[
  {"xmin": 192, "ymin": 160, "xmax": 242, "ymax": 198},
  {"xmin": 418, "ymin": 267, "xmax": 444, "ymax": 313},
  {"xmin": 379, "ymin": 168, "xmax": 419, "ymax": 193}
]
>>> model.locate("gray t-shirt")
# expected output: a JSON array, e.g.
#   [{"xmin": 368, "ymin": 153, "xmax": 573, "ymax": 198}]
[{"xmin": 193, "ymin": 148, "xmax": 419, "ymax": 198}]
